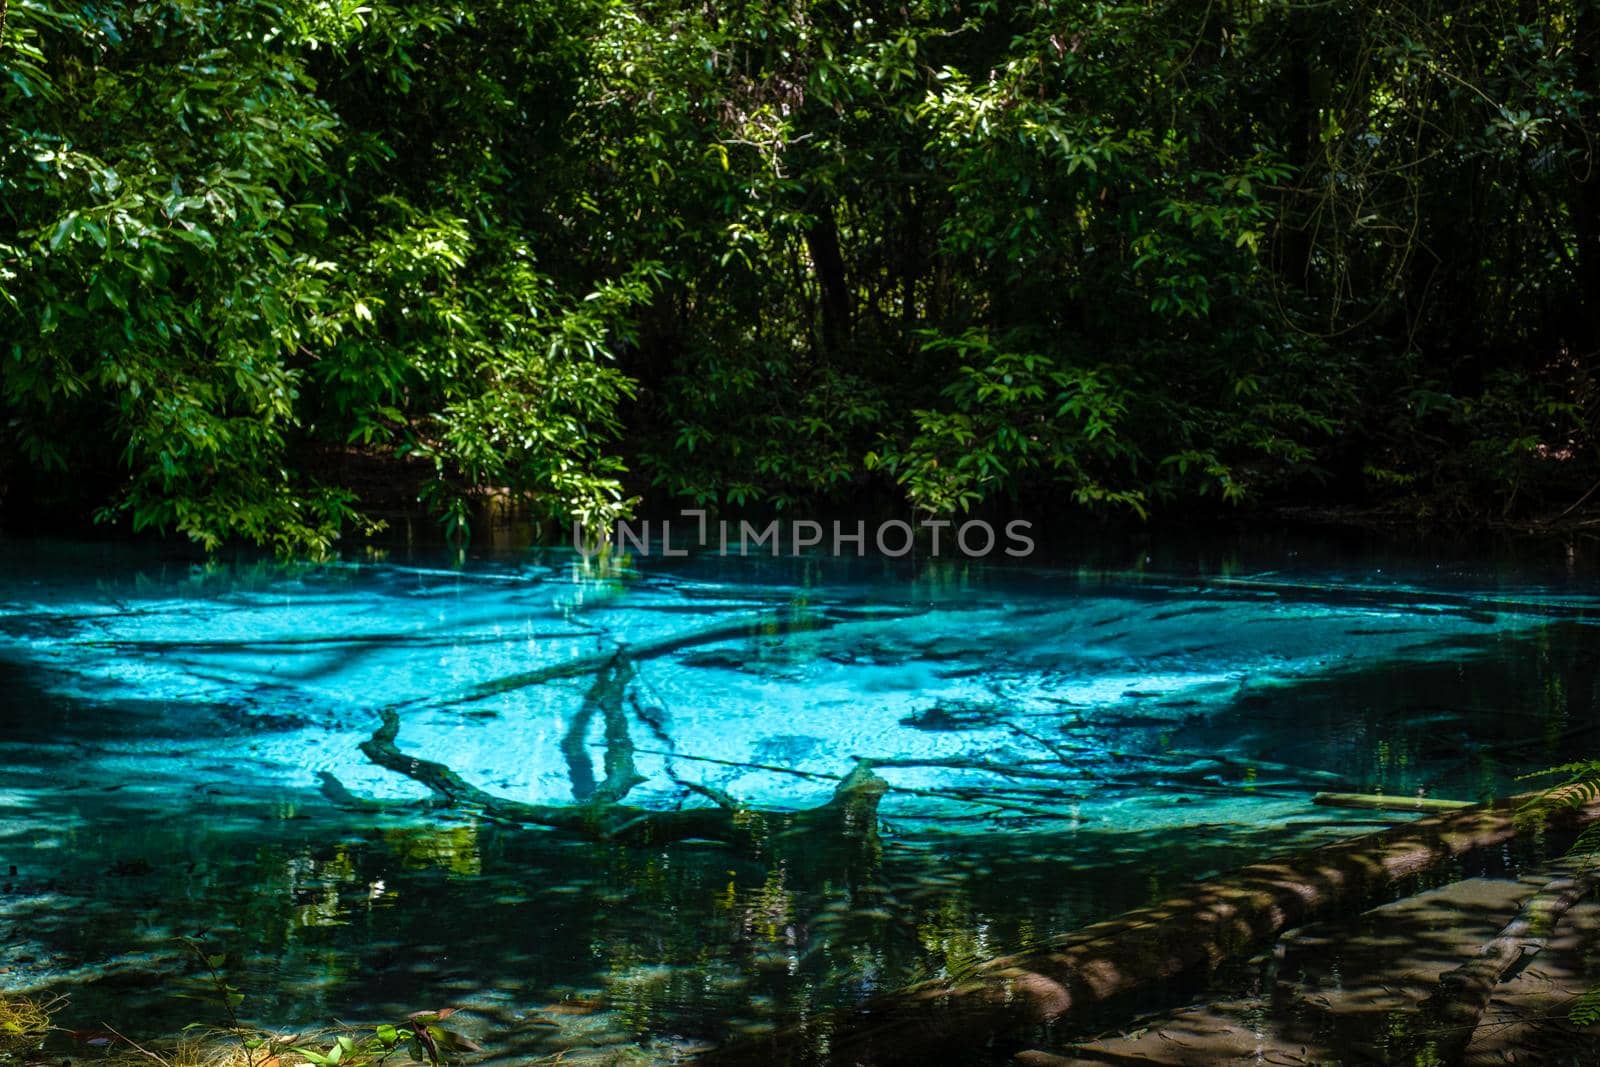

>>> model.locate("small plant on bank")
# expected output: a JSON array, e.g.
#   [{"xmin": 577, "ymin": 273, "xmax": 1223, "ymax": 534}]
[
  {"xmin": 1518, "ymin": 761, "xmax": 1600, "ymax": 1029},
  {"xmin": 0, "ymin": 994, "xmax": 63, "ymax": 1061},
  {"xmin": 112, "ymin": 1016, "xmax": 481, "ymax": 1067},
  {"xmin": 105, "ymin": 943, "xmax": 482, "ymax": 1067}
]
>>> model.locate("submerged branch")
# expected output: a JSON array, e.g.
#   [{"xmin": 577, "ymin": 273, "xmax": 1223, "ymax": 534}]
[
  {"xmin": 316, "ymin": 771, "xmax": 394, "ymax": 812},
  {"xmin": 455, "ymin": 611, "xmax": 842, "ymax": 705},
  {"xmin": 638, "ymin": 748, "xmax": 1089, "ymax": 817},
  {"xmin": 632, "ymin": 745, "xmax": 841, "ymax": 783},
  {"xmin": 354, "ymin": 708, "xmax": 886, "ymax": 850}
]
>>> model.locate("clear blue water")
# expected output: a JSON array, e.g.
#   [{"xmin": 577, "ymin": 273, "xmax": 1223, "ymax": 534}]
[{"xmin": 1, "ymin": 539, "xmax": 1598, "ymax": 1061}]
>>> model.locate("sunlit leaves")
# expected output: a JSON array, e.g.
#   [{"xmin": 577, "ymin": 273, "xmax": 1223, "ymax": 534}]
[{"xmin": 3, "ymin": 0, "xmax": 1596, "ymax": 547}]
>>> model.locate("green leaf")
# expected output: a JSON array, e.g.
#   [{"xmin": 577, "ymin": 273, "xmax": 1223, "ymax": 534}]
[{"xmin": 49, "ymin": 215, "xmax": 77, "ymax": 250}]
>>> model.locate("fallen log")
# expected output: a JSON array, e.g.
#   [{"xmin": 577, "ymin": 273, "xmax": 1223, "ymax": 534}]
[
  {"xmin": 1167, "ymin": 749, "xmax": 1351, "ymax": 788},
  {"xmin": 1313, "ymin": 791, "xmax": 1474, "ymax": 814},
  {"xmin": 350, "ymin": 707, "xmax": 887, "ymax": 848},
  {"xmin": 1396, "ymin": 855, "xmax": 1600, "ymax": 1065},
  {"xmin": 697, "ymin": 786, "xmax": 1600, "ymax": 1067}
]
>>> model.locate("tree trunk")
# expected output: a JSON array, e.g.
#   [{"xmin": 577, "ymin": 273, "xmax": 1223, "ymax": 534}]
[
  {"xmin": 1396, "ymin": 857, "xmax": 1600, "ymax": 1065},
  {"xmin": 1277, "ymin": 4, "xmax": 1320, "ymax": 291},
  {"xmin": 805, "ymin": 201, "xmax": 852, "ymax": 356},
  {"xmin": 1574, "ymin": 1, "xmax": 1600, "ymax": 355}
]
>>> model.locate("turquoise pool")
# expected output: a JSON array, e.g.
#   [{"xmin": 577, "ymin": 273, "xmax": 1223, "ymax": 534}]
[{"xmin": 1, "ymin": 539, "xmax": 1596, "ymax": 1061}]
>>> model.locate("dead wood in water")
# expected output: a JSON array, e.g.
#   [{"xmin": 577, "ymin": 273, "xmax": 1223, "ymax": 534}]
[
  {"xmin": 453, "ymin": 611, "xmax": 845, "ymax": 704},
  {"xmin": 348, "ymin": 706, "xmax": 887, "ymax": 848},
  {"xmin": 327, "ymin": 607, "xmax": 908, "ymax": 850},
  {"xmin": 697, "ymin": 787, "xmax": 1600, "ymax": 1067},
  {"xmin": 1313, "ymin": 791, "xmax": 1474, "ymax": 814}
]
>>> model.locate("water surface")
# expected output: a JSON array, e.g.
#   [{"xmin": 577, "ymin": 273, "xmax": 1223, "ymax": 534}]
[{"xmin": 1, "ymin": 539, "xmax": 1597, "ymax": 1060}]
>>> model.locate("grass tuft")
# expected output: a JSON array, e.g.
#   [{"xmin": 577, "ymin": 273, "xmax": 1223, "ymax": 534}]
[
  {"xmin": 0, "ymin": 994, "xmax": 63, "ymax": 1059},
  {"xmin": 102, "ymin": 1032, "xmax": 312, "ymax": 1067}
]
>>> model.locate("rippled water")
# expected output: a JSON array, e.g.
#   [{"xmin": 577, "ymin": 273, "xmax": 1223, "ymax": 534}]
[{"xmin": 1, "ymin": 539, "xmax": 1597, "ymax": 1061}]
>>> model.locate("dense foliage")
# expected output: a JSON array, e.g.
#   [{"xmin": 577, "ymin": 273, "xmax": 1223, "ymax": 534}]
[{"xmin": 3, "ymin": 0, "xmax": 1598, "ymax": 551}]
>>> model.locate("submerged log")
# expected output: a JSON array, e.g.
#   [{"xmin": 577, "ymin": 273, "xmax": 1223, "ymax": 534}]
[
  {"xmin": 1167, "ymin": 749, "xmax": 1351, "ymax": 788},
  {"xmin": 698, "ymin": 786, "xmax": 1600, "ymax": 1067},
  {"xmin": 1313, "ymin": 791, "xmax": 1474, "ymax": 814},
  {"xmin": 350, "ymin": 706, "xmax": 887, "ymax": 849}
]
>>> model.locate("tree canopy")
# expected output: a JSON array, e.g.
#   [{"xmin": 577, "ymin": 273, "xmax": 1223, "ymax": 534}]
[{"xmin": 2, "ymin": 0, "xmax": 1597, "ymax": 552}]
